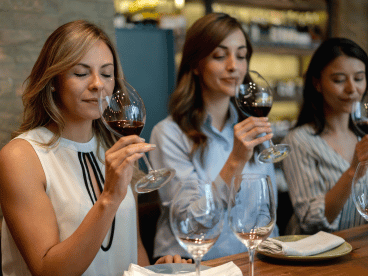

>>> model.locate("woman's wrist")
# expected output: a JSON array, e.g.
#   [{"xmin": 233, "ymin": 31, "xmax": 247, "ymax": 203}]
[
  {"xmin": 99, "ymin": 189, "xmax": 125, "ymax": 209},
  {"xmin": 345, "ymin": 167, "xmax": 356, "ymax": 179}
]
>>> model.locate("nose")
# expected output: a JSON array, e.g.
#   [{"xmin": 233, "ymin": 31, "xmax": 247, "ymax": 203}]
[
  {"xmin": 345, "ymin": 77, "xmax": 357, "ymax": 94},
  {"xmin": 90, "ymin": 73, "xmax": 104, "ymax": 91},
  {"xmin": 226, "ymin": 54, "xmax": 236, "ymax": 72}
]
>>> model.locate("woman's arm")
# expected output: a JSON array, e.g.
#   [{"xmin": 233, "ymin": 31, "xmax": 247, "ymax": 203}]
[
  {"xmin": 220, "ymin": 117, "xmax": 273, "ymax": 186},
  {"xmin": 324, "ymin": 134, "xmax": 368, "ymax": 223},
  {"xmin": 0, "ymin": 135, "xmax": 154, "ymax": 275},
  {"xmin": 282, "ymin": 131, "xmax": 339, "ymax": 233}
]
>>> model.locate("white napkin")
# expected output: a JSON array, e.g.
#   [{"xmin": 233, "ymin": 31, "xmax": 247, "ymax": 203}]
[
  {"xmin": 257, "ymin": 231, "xmax": 345, "ymax": 256},
  {"xmin": 123, "ymin": 262, "xmax": 242, "ymax": 276}
]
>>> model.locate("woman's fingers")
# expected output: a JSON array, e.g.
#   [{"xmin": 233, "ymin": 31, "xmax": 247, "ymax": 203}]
[
  {"xmin": 235, "ymin": 117, "xmax": 273, "ymax": 144},
  {"xmin": 154, "ymin": 255, "xmax": 192, "ymax": 264}
]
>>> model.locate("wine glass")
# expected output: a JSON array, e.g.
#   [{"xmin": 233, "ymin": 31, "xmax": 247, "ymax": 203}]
[
  {"xmin": 99, "ymin": 78, "xmax": 175, "ymax": 193},
  {"xmin": 228, "ymin": 173, "xmax": 276, "ymax": 276},
  {"xmin": 351, "ymin": 91, "xmax": 368, "ymax": 136},
  {"xmin": 170, "ymin": 179, "xmax": 224, "ymax": 276},
  {"xmin": 351, "ymin": 161, "xmax": 368, "ymax": 221},
  {"xmin": 235, "ymin": 70, "xmax": 291, "ymax": 163}
]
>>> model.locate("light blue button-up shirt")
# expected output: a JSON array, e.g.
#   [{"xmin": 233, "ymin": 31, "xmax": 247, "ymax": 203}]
[{"xmin": 149, "ymin": 103, "xmax": 279, "ymax": 260}]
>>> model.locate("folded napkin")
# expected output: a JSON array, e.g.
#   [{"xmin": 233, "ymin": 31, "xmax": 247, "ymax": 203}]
[
  {"xmin": 123, "ymin": 261, "xmax": 242, "ymax": 276},
  {"xmin": 257, "ymin": 231, "xmax": 345, "ymax": 256}
]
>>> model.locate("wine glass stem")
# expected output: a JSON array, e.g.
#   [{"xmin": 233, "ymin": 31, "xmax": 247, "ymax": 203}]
[
  {"xmin": 195, "ymin": 257, "xmax": 202, "ymax": 276},
  {"xmin": 142, "ymin": 154, "xmax": 153, "ymax": 172},
  {"xmin": 249, "ymin": 248, "xmax": 255, "ymax": 276},
  {"xmin": 269, "ymin": 139, "xmax": 275, "ymax": 147}
]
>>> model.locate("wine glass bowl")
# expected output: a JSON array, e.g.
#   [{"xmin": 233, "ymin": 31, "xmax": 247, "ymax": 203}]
[
  {"xmin": 99, "ymin": 81, "xmax": 146, "ymax": 137},
  {"xmin": 235, "ymin": 70, "xmax": 291, "ymax": 163},
  {"xmin": 228, "ymin": 173, "xmax": 276, "ymax": 276},
  {"xmin": 351, "ymin": 92, "xmax": 368, "ymax": 136},
  {"xmin": 99, "ymin": 78, "xmax": 175, "ymax": 193},
  {"xmin": 170, "ymin": 180, "xmax": 224, "ymax": 275},
  {"xmin": 351, "ymin": 161, "xmax": 368, "ymax": 221}
]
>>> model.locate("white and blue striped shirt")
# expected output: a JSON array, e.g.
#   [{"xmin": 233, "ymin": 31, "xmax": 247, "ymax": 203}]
[{"xmin": 282, "ymin": 124, "xmax": 366, "ymax": 234}]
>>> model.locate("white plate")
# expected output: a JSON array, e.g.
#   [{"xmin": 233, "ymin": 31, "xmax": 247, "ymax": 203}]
[
  {"xmin": 257, "ymin": 235, "xmax": 353, "ymax": 261},
  {"xmin": 146, "ymin": 263, "xmax": 211, "ymax": 274}
]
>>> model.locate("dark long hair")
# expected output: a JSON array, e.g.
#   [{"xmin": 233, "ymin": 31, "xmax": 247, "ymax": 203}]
[
  {"xmin": 296, "ymin": 37, "xmax": 368, "ymax": 136},
  {"xmin": 169, "ymin": 13, "xmax": 252, "ymax": 159}
]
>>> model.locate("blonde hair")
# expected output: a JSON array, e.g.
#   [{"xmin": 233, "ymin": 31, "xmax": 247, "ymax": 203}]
[
  {"xmin": 14, "ymin": 20, "xmax": 123, "ymax": 152},
  {"xmin": 169, "ymin": 13, "xmax": 253, "ymax": 160}
]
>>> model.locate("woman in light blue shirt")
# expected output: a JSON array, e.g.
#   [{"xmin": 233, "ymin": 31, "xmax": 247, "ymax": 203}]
[{"xmin": 149, "ymin": 13, "xmax": 279, "ymax": 261}]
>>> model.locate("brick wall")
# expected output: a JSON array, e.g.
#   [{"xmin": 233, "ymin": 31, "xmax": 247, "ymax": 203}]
[{"xmin": 0, "ymin": 0, "xmax": 115, "ymax": 148}]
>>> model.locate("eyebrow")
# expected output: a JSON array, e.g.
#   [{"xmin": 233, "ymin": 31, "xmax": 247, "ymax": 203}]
[
  {"xmin": 76, "ymin": 63, "xmax": 114, "ymax": 68},
  {"xmin": 331, "ymin": 71, "xmax": 366, "ymax": 76},
  {"xmin": 217, "ymin": 45, "xmax": 247, "ymax": 50}
]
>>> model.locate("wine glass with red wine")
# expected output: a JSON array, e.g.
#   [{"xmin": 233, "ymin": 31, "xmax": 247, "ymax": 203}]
[
  {"xmin": 352, "ymin": 91, "xmax": 368, "ymax": 136},
  {"xmin": 235, "ymin": 70, "xmax": 290, "ymax": 163},
  {"xmin": 99, "ymin": 78, "xmax": 175, "ymax": 193}
]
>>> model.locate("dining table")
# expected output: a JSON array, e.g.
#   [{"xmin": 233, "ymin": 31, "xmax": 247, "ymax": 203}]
[{"xmin": 202, "ymin": 224, "xmax": 368, "ymax": 275}]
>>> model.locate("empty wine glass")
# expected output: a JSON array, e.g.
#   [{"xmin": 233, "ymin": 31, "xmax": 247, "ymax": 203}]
[
  {"xmin": 235, "ymin": 70, "xmax": 291, "ymax": 163},
  {"xmin": 228, "ymin": 173, "xmax": 276, "ymax": 276},
  {"xmin": 170, "ymin": 179, "xmax": 224, "ymax": 276},
  {"xmin": 99, "ymin": 78, "xmax": 175, "ymax": 193},
  {"xmin": 351, "ymin": 91, "xmax": 368, "ymax": 136},
  {"xmin": 352, "ymin": 161, "xmax": 368, "ymax": 221}
]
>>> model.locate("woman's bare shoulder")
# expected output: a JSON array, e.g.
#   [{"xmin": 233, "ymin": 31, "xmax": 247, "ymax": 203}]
[{"xmin": 0, "ymin": 138, "xmax": 46, "ymax": 188}]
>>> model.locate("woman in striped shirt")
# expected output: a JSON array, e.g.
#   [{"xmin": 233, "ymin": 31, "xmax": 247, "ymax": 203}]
[{"xmin": 282, "ymin": 38, "xmax": 368, "ymax": 234}]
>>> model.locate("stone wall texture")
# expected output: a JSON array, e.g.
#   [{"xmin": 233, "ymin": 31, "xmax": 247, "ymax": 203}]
[{"xmin": 0, "ymin": 0, "xmax": 115, "ymax": 148}]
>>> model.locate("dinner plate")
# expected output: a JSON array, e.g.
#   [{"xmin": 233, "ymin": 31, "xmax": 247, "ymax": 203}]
[
  {"xmin": 146, "ymin": 263, "xmax": 211, "ymax": 274},
  {"xmin": 257, "ymin": 235, "xmax": 353, "ymax": 261}
]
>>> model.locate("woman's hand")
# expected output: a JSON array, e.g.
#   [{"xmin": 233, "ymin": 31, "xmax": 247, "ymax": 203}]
[
  {"xmin": 350, "ymin": 134, "xmax": 368, "ymax": 171},
  {"xmin": 154, "ymin": 255, "xmax": 193, "ymax": 265},
  {"xmin": 231, "ymin": 116, "xmax": 273, "ymax": 164},
  {"xmin": 103, "ymin": 135, "xmax": 156, "ymax": 201}
]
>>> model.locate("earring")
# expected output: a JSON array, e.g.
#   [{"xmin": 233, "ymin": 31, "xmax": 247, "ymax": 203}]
[{"xmin": 51, "ymin": 86, "xmax": 55, "ymax": 92}]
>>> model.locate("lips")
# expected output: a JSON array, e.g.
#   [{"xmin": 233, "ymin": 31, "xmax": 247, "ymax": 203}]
[
  {"xmin": 83, "ymin": 99, "xmax": 98, "ymax": 104},
  {"xmin": 222, "ymin": 78, "xmax": 238, "ymax": 84}
]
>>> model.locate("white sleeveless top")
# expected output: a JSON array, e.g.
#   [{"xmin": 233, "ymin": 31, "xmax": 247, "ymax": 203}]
[{"xmin": 1, "ymin": 127, "xmax": 138, "ymax": 276}]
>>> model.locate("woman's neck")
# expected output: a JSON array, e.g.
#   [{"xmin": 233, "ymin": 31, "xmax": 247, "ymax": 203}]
[
  {"xmin": 202, "ymin": 93, "xmax": 231, "ymax": 132},
  {"xmin": 48, "ymin": 121, "xmax": 94, "ymax": 143},
  {"xmin": 323, "ymin": 110, "xmax": 351, "ymax": 135}
]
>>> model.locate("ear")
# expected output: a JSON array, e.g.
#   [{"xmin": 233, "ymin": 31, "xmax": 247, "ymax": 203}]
[
  {"xmin": 312, "ymin": 77, "xmax": 321, "ymax": 93},
  {"xmin": 193, "ymin": 67, "xmax": 199, "ymax": 76}
]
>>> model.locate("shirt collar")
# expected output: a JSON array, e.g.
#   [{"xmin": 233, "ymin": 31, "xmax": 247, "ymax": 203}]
[{"xmin": 203, "ymin": 101, "xmax": 239, "ymax": 130}]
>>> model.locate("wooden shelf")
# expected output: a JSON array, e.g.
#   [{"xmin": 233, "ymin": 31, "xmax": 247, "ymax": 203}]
[
  {"xmin": 187, "ymin": 0, "xmax": 327, "ymax": 11},
  {"xmin": 253, "ymin": 43, "xmax": 319, "ymax": 56}
]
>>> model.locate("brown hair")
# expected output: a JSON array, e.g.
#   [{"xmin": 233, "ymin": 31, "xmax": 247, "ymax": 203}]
[
  {"xmin": 169, "ymin": 13, "xmax": 253, "ymax": 160},
  {"xmin": 14, "ymin": 20, "xmax": 123, "ymax": 152}
]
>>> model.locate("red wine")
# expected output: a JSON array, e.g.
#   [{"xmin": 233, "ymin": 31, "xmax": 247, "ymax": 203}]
[
  {"xmin": 239, "ymin": 102, "xmax": 272, "ymax": 117},
  {"xmin": 356, "ymin": 120, "xmax": 368, "ymax": 134},
  {"xmin": 107, "ymin": 120, "xmax": 144, "ymax": 136}
]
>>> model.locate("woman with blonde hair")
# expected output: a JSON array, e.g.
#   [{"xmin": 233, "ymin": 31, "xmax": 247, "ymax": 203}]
[
  {"xmin": 150, "ymin": 13, "xmax": 279, "ymax": 261},
  {"xmin": 0, "ymin": 20, "xmax": 188, "ymax": 276}
]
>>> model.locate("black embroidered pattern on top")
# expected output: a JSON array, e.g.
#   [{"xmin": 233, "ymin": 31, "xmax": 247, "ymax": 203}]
[{"xmin": 78, "ymin": 152, "xmax": 116, "ymax": 252}]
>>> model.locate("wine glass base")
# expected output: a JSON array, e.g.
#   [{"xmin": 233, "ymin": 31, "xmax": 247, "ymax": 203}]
[
  {"xmin": 258, "ymin": 144, "xmax": 291, "ymax": 163},
  {"xmin": 135, "ymin": 168, "xmax": 176, "ymax": 193}
]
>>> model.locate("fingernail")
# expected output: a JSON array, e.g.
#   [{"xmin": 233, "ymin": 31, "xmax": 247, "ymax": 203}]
[
  {"xmin": 140, "ymin": 138, "xmax": 145, "ymax": 142},
  {"xmin": 146, "ymin": 144, "xmax": 156, "ymax": 149}
]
